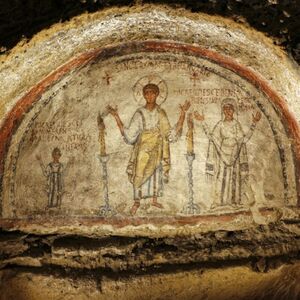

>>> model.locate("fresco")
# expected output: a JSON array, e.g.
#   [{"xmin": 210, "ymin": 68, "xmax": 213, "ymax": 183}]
[{"xmin": 1, "ymin": 43, "xmax": 298, "ymax": 221}]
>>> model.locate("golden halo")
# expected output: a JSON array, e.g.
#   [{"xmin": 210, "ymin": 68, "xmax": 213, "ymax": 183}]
[{"xmin": 132, "ymin": 74, "xmax": 168, "ymax": 105}]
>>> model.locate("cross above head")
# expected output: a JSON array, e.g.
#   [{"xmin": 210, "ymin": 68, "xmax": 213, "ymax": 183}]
[
  {"xmin": 103, "ymin": 72, "xmax": 112, "ymax": 85},
  {"xmin": 190, "ymin": 71, "xmax": 200, "ymax": 87}
]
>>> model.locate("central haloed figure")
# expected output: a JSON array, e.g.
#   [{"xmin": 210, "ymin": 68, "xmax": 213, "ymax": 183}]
[{"xmin": 107, "ymin": 79, "xmax": 190, "ymax": 215}]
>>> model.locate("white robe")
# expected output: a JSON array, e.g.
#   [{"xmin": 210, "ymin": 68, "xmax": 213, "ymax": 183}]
[
  {"xmin": 39, "ymin": 161, "xmax": 64, "ymax": 207},
  {"xmin": 123, "ymin": 106, "xmax": 178, "ymax": 200},
  {"xmin": 204, "ymin": 119, "xmax": 256, "ymax": 206}
]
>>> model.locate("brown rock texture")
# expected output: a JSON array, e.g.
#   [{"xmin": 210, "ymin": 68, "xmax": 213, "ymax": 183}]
[{"xmin": 0, "ymin": 4, "xmax": 300, "ymax": 300}]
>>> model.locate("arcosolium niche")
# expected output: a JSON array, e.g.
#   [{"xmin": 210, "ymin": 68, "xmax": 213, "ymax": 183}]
[{"xmin": 1, "ymin": 41, "xmax": 299, "ymax": 228}]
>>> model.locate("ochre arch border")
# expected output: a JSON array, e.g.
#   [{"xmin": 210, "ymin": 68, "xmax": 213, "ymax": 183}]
[{"xmin": 0, "ymin": 40, "xmax": 299, "ymax": 220}]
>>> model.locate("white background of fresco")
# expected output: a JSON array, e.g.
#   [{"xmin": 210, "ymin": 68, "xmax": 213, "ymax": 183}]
[{"xmin": 3, "ymin": 52, "xmax": 296, "ymax": 217}]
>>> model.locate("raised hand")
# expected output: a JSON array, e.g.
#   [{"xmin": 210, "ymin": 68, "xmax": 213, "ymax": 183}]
[
  {"xmin": 106, "ymin": 104, "xmax": 125, "ymax": 136},
  {"xmin": 194, "ymin": 111, "xmax": 205, "ymax": 122},
  {"xmin": 179, "ymin": 100, "xmax": 191, "ymax": 113},
  {"xmin": 252, "ymin": 111, "xmax": 262, "ymax": 124},
  {"xmin": 106, "ymin": 104, "xmax": 119, "ymax": 117}
]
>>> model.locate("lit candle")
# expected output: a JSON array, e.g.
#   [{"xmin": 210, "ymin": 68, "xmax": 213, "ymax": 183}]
[
  {"xmin": 97, "ymin": 113, "xmax": 106, "ymax": 156},
  {"xmin": 186, "ymin": 113, "xmax": 194, "ymax": 155}
]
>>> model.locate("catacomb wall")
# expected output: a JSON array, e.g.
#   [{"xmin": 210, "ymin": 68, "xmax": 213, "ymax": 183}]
[{"xmin": 0, "ymin": 3, "xmax": 299, "ymax": 300}]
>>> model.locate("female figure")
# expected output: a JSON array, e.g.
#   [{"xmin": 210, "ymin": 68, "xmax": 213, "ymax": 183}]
[
  {"xmin": 194, "ymin": 98, "xmax": 261, "ymax": 208},
  {"xmin": 107, "ymin": 81, "xmax": 190, "ymax": 215}
]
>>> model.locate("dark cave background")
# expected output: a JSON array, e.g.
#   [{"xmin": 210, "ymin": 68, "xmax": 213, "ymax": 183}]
[{"xmin": 0, "ymin": 0, "xmax": 300, "ymax": 63}]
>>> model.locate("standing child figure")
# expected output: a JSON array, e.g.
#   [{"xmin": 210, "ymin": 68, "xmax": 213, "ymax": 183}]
[{"xmin": 36, "ymin": 147, "xmax": 65, "ymax": 208}]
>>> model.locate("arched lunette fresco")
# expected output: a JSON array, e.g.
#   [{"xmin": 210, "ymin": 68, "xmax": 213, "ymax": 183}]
[{"xmin": 0, "ymin": 41, "xmax": 299, "ymax": 227}]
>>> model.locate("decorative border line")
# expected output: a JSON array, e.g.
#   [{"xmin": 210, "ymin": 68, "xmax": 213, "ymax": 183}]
[{"xmin": 0, "ymin": 207, "xmax": 282, "ymax": 230}]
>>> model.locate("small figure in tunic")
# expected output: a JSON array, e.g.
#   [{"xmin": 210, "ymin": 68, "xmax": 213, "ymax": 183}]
[
  {"xmin": 194, "ymin": 98, "xmax": 261, "ymax": 208},
  {"xmin": 36, "ymin": 147, "xmax": 64, "ymax": 208},
  {"xmin": 107, "ymin": 81, "xmax": 190, "ymax": 215}
]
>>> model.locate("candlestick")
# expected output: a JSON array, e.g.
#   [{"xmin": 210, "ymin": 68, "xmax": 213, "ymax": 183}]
[
  {"xmin": 182, "ymin": 153, "xmax": 200, "ymax": 215},
  {"xmin": 97, "ymin": 113, "xmax": 106, "ymax": 156},
  {"xmin": 183, "ymin": 112, "xmax": 200, "ymax": 215},
  {"xmin": 97, "ymin": 112, "xmax": 116, "ymax": 217},
  {"xmin": 186, "ymin": 113, "xmax": 194, "ymax": 155}
]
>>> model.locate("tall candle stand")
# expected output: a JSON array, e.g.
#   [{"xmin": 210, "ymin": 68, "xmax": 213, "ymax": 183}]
[
  {"xmin": 97, "ymin": 113, "xmax": 116, "ymax": 217},
  {"xmin": 182, "ymin": 152, "xmax": 200, "ymax": 214},
  {"xmin": 182, "ymin": 113, "xmax": 200, "ymax": 215}
]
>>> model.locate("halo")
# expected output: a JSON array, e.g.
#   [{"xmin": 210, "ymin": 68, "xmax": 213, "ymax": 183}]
[{"xmin": 132, "ymin": 74, "xmax": 168, "ymax": 105}]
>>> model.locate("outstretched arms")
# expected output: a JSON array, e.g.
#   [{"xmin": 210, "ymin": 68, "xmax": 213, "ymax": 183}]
[
  {"xmin": 174, "ymin": 100, "xmax": 191, "ymax": 137},
  {"xmin": 106, "ymin": 105, "xmax": 125, "ymax": 137},
  {"xmin": 194, "ymin": 111, "xmax": 204, "ymax": 122},
  {"xmin": 194, "ymin": 111, "xmax": 211, "ymax": 138},
  {"xmin": 194, "ymin": 110, "xmax": 262, "ymax": 142},
  {"xmin": 252, "ymin": 111, "xmax": 261, "ymax": 124},
  {"xmin": 36, "ymin": 154, "xmax": 48, "ymax": 177},
  {"xmin": 106, "ymin": 105, "xmax": 142, "ymax": 144},
  {"xmin": 244, "ymin": 111, "xmax": 262, "ymax": 142}
]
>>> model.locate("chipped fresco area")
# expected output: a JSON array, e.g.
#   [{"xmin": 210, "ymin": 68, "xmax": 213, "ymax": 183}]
[{"xmin": 1, "ymin": 44, "xmax": 297, "ymax": 223}]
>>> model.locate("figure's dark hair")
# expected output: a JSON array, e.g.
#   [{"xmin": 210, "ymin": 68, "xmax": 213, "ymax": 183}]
[
  {"xmin": 143, "ymin": 83, "xmax": 160, "ymax": 95},
  {"xmin": 223, "ymin": 103, "xmax": 234, "ymax": 110},
  {"xmin": 221, "ymin": 98, "xmax": 236, "ymax": 111},
  {"xmin": 52, "ymin": 147, "xmax": 61, "ymax": 156}
]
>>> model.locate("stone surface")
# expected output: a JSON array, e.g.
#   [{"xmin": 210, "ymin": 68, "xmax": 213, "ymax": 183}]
[
  {"xmin": 0, "ymin": 263, "xmax": 300, "ymax": 300},
  {"xmin": 0, "ymin": 222, "xmax": 299, "ymax": 272},
  {"xmin": 0, "ymin": 5, "xmax": 299, "ymax": 300}
]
